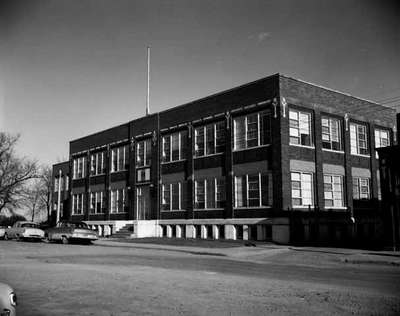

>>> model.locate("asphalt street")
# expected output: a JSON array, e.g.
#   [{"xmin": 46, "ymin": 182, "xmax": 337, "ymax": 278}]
[{"xmin": 0, "ymin": 240, "xmax": 399, "ymax": 315}]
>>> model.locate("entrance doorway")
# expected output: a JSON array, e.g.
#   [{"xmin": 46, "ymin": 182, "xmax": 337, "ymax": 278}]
[{"xmin": 136, "ymin": 186, "xmax": 150, "ymax": 220}]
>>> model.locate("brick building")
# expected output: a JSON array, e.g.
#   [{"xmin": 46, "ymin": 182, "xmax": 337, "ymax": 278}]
[{"xmin": 52, "ymin": 74, "xmax": 396, "ymax": 245}]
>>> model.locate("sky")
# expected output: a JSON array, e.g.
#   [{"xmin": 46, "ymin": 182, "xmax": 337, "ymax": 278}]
[{"xmin": 1, "ymin": 0, "xmax": 399, "ymax": 165}]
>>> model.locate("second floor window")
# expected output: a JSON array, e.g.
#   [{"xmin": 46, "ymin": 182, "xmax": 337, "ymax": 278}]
[
  {"xmin": 375, "ymin": 128, "xmax": 390, "ymax": 159},
  {"xmin": 90, "ymin": 151, "xmax": 105, "ymax": 176},
  {"xmin": 162, "ymin": 131, "xmax": 187, "ymax": 163},
  {"xmin": 289, "ymin": 109, "xmax": 312, "ymax": 146},
  {"xmin": 323, "ymin": 175, "xmax": 344, "ymax": 208},
  {"xmin": 72, "ymin": 193, "xmax": 84, "ymax": 215},
  {"xmin": 234, "ymin": 173, "xmax": 272, "ymax": 208},
  {"xmin": 90, "ymin": 191, "xmax": 104, "ymax": 214},
  {"xmin": 195, "ymin": 121, "xmax": 225, "ymax": 157},
  {"xmin": 322, "ymin": 117, "xmax": 342, "ymax": 151},
  {"xmin": 233, "ymin": 111, "xmax": 271, "ymax": 150},
  {"xmin": 136, "ymin": 139, "xmax": 151, "ymax": 167},
  {"xmin": 353, "ymin": 177, "xmax": 370, "ymax": 200},
  {"xmin": 291, "ymin": 172, "xmax": 313, "ymax": 207},
  {"xmin": 350, "ymin": 123, "xmax": 368, "ymax": 155},
  {"xmin": 73, "ymin": 157, "xmax": 86, "ymax": 179},
  {"xmin": 111, "ymin": 145, "xmax": 129, "ymax": 172},
  {"xmin": 110, "ymin": 189, "xmax": 126, "ymax": 213}
]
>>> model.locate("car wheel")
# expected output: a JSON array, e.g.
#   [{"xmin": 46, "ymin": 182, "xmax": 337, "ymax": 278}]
[
  {"xmin": 4, "ymin": 233, "xmax": 9, "ymax": 240},
  {"xmin": 44, "ymin": 235, "xmax": 50, "ymax": 243},
  {"xmin": 62, "ymin": 236, "xmax": 69, "ymax": 244}
]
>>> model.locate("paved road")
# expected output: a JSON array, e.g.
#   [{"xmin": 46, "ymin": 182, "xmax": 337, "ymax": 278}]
[{"xmin": 0, "ymin": 240, "xmax": 399, "ymax": 315}]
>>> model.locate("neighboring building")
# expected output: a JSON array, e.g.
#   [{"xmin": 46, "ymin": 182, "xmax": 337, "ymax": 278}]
[
  {"xmin": 377, "ymin": 113, "xmax": 400, "ymax": 250},
  {"xmin": 52, "ymin": 74, "xmax": 396, "ymax": 246}
]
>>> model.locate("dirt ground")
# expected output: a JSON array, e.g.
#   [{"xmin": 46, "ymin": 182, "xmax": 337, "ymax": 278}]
[{"xmin": 0, "ymin": 239, "xmax": 399, "ymax": 315}]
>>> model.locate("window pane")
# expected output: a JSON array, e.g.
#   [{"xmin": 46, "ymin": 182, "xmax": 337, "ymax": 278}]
[
  {"xmin": 235, "ymin": 176, "xmax": 244, "ymax": 207},
  {"xmin": 162, "ymin": 184, "xmax": 170, "ymax": 210},
  {"xmin": 206, "ymin": 179, "xmax": 215, "ymax": 208},
  {"xmin": 206, "ymin": 125, "xmax": 215, "ymax": 155},
  {"xmin": 234, "ymin": 117, "xmax": 246, "ymax": 150},
  {"xmin": 246, "ymin": 114, "xmax": 258, "ymax": 147},
  {"xmin": 195, "ymin": 127, "xmax": 204, "ymax": 156},
  {"xmin": 260, "ymin": 112, "xmax": 271, "ymax": 145},
  {"xmin": 215, "ymin": 122, "xmax": 226, "ymax": 153},
  {"xmin": 171, "ymin": 183, "xmax": 180, "ymax": 210},
  {"xmin": 171, "ymin": 133, "xmax": 179, "ymax": 161},
  {"xmin": 163, "ymin": 136, "xmax": 171, "ymax": 162}
]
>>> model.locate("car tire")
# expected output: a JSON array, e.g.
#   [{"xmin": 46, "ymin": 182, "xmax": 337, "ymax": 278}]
[
  {"xmin": 62, "ymin": 236, "xmax": 69, "ymax": 244},
  {"xmin": 4, "ymin": 233, "xmax": 9, "ymax": 240},
  {"xmin": 44, "ymin": 235, "xmax": 50, "ymax": 243}
]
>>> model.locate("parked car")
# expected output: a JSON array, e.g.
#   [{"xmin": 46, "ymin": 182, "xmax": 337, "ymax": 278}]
[
  {"xmin": 45, "ymin": 221, "xmax": 98, "ymax": 244},
  {"xmin": 4, "ymin": 221, "xmax": 44, "ymax": 241},
  {"xmin": 0, "ymin": 226, "xmax": 6, "ymax": 239},
  {"xmin": 0, "ymin": 282, "xmax": 17, "ymax": 316}
]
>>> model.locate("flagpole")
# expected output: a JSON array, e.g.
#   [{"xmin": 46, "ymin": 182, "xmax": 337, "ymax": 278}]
[{"xmin": 146, "ymin": 46, "xmax": 150, "ymax": 116}]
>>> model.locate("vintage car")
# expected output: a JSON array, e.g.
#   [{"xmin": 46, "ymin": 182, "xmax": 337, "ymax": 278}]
[
  {"xmin": 4, "ymin": 221, "xmax": 45, "ymax": 241},
  {"xmin": 0, "ymin": 226, "xmax": 6, "ymax": 239},
  {"xmin": 45, "ymin": 221, "xmax": 98, "ymax": 244},
  {"xmin": 0, "ymin": 282, "xmax": 17, "ymax": 316}
]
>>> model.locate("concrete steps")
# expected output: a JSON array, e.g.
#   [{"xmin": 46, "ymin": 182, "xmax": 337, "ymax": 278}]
[{"xmin": 110, "ymin": 224, "xmax": 134, "ymax": 238}]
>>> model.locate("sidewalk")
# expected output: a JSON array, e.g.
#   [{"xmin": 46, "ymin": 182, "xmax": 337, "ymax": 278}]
[{"xmin": 95, "ymin": 238, "xmax": 400, "ymax": 267}]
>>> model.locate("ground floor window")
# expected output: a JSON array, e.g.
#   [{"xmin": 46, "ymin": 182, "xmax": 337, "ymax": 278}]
[
  {"xmin": 323, "ymin": 175, "xmax": 344, "ymax": 208},
  {"xmin": 291, "ymin": 172, "xmax": 313, "ymax": 207},
  {"xmin": 161, "ymin": 182, "xmax": 184, "ymax": 211},
  {"xmin": 234, "ymin": 173, "xmax": 273, "ymax": 208},
  {"xmin": 353, "ymin": 177, "xmax": 370, "ymax": 200},
  {"xmin": 90, "ymin": 191, "xmax": 104, "ymax": 214},
  {"xmin": 72, "ymin": 193, "xmax": 84, "ymax": 215},
  {"xmin": 195, "ymin": 177, "xmax": 226, "ymax": 209},
  {"xmin": 110, "ymin": 188, "xmax": 126, "ymax": 213}
]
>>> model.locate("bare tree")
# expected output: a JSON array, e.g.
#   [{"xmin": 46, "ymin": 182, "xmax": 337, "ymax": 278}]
[
  {"xmin": 0, "ymin": 133, "xmax": 38, "ymax": 214},
  {"xmin": 38, "ymin": 165, "xmax": 52, "ymax": 222},
  {"xmin": 22, "ymin": 179, "xmax": 43, "ymax": 222}
]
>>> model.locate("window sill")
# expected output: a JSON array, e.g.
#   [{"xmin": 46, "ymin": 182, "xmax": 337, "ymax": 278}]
[
  {"xmin": 324, "ymin": 207, "xmax": 347, "ymax": 210},
  {"xmin": 71, "ymin": 213, "xmax": 83, "ymax": 216},
  {"xmin": 110, "ymin": 169, "xmax": 128, "ymax": 173},
  {"xmin": 194, "ymin": 152, "xmax": 224, "ymax": 159},
  {"xmin": 234, "ymin": 206, "xmax": 272, "ymax": 209},
  {"xmin": 351, "ymin": 153, "xmax": 371, "ymax": 158},
  {"xmin": 89, "ymin": 173, "xmax": 106, "ymax": 177},
  {"xmin": 289, "ymin": 144, "xmax": 315, "ymax": 149},
  {"xmin": 161, "ymin": 209, "xmax": 187, "ymax": 212},
  {"xmin": 322, "ymin": 149, "xmax": 344, "ymax": 154},
  {"xmin": 89, "ymin": 212, "xmax": 105, "ymax": 215},
  {"xmin": 233, "ymin": 144, "xmax": 271, "ymax": 152},
  {"xmin": 194, "ymin": 208, "xmax": 224, "ymax": 211},
  {"xmin": 161, "ymin": 159, "xmax": 187, "ymax": 165},
  {"xmin": 291, "ymin": 205, "xmax": 315, "ymax": 209}
]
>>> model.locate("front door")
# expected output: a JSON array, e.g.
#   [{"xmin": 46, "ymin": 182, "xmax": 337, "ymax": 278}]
[{"xmin": 137, "ymin": 186, "xmax": 150, "ymax": 220}]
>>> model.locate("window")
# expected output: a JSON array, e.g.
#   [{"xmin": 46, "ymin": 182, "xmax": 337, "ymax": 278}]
[
  {"xmin": 353, "ymin": 177, "xmax": 370, "ymax": 200},
  {"xmin": 137, "ymin": 168, "xmax": 151, "ymax": 182},
  {"xmin": 375, "ymin": 129, "xmax": 390, "ymax": 158},
  {"xmin": 162, "ymin": 131, "xmax": 187, "ymax": 162},
  {"xmin": 89, "ymin": 191, "xmax": 104, "ymax": 214},
  {"xmin": 234, "ymin": 173, "xmax": 273, "ymax": 208},
  {"xmin": 72, "ymin": 157, "xmax": 86, "ymax": 179},
  {"xmin": 194, "ymin": 121, "xmax": 225, "ymax": 157},
  {"xmin": 90, "ymin": 151, "xmax": 105, "ymax": 176},
  {"xmin": 111, "ymin": 145, "xmax": 129, "ymax": 172},
  {"xmin": 289, "ymin": 109, "xmax": 312, "ymax": 146},
  {"xmin": 195, "ymin": 178, "xmax": 226, "ymax": 209},
  {"xmin": 233, "ymin": 111, "xmax": 271, "ymax": 150},
  {"xmin": 350, "ymin": 123, "xmax": 368, "ymax": 155},
  {"xmin": 161, "ymin": 182, "xmax": 184, "ymax": 211},
  {"xmin": 322, "ymin": 117, "xmax": 342, "ymax": 151},
  {"xmin": 110, "ymin": 189, "xmax": 126, "ymax": 213},
  {"xmin": 323, "ymin": 175, "xmax": 344, "ymax": 207},
  {"xmin": 136, "ymin": 139, "xmax": 151, "ymax": 167},
  {"xmin": 291, "ymin": 172, "xmax": 314, "ymax": 207},
  {"xmin": 72, "ymin": 193, "xmax": 84, "ymax": 215}
]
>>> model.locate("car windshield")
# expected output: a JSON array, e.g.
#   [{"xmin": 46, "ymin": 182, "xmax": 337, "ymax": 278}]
[{"xmin": 21, "ymin": 223, "xmax": 38, "ymax": 228}]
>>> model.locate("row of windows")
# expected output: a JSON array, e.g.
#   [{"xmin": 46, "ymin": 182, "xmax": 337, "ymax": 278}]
[
  {"xmin": 289, "ymin": 109, "xmax": 390, "ymax": 155},
  {"xmin": 291, "ymin": 171, "xmax": 373, "ymax": 208},
  {"xmin": 71, "ymin": 110, "xmax": 391, "ymax": 179},
  {"xmin": 72, "ymin": 189, "xmax": 127, "ymax": 214}
]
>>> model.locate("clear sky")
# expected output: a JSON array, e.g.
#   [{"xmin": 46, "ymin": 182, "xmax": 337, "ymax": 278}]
[{"xmin": 1, "ymin": 0, "xmax": 399, "ymax": 165}]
